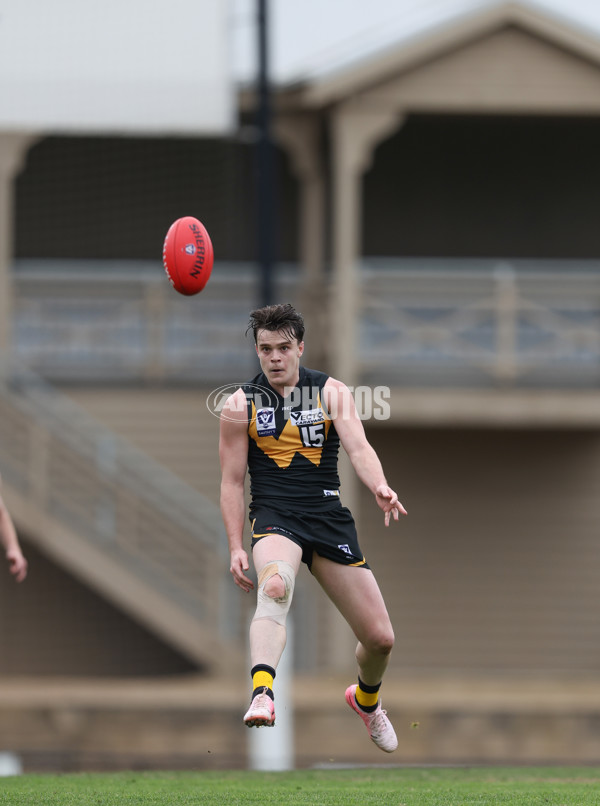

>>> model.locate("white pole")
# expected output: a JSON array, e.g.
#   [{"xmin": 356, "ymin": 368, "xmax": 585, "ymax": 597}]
[
  {"xmin": 0, "ymin": 752, "xmax": 22, "ymax": 776},
  {"xmin": 248, "ymin": 619, "xmax": 294, "ymax": 770}
]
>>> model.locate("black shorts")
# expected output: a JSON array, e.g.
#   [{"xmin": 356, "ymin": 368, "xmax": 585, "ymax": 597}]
[{"xmin": 250, "ymin": 503, "xmax": 369, "ymax": 570}]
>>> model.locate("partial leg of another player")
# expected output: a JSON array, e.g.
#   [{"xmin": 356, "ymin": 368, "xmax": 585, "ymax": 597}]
[
  {"xmin": 311, "ymin": 555, "xmax": 398, "ymax": 752},
  {"xmin": 244, "ymin": 534, "xmax": 302, "ymax": 727}
]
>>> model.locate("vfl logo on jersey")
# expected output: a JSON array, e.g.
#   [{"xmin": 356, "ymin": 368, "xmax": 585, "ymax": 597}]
[
  {"xmin": 255, "ymin": 407, "xmax": 276, "ymax": 437},
  {"xmin": 289, "ymin": 408, "xmax": 326, "ymax": 427},
  {"xmin": 338, "ymin": 544, "xmax": 353, "ymax": 556},
  {"xmin": 323, "ymin": 489, "xmax": 340, "ymax": 497}
]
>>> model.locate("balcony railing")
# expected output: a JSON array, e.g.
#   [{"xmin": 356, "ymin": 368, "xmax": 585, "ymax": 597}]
[
  {"xmin": 11, "ymin": 258, "xmax": 600, "ymax": 387},
  {"xmin": 359, "ymin": 259, "xmax": 600, "ymax": 387},
  {"xmin": 12, "ymin": 260, "xmax": 291, "ymax": 383}
]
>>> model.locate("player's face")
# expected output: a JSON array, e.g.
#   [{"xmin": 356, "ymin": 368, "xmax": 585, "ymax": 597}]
[{"xmin": 255, "ymin": 329, "xmax": 304, "ymax": 392}]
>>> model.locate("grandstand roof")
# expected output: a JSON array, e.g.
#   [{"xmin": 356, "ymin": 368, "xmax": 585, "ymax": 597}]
[{"xmin": 233, "ymin": 0, "xmax": 600, "ymax": 88}]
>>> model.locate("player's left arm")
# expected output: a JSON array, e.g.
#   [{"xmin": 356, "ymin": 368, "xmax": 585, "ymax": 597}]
[
  {"xmin": 323, "ymin": 378, "xmax": 407, "ymax": 526},
  {"xmin": 0, "ymin": 476, "xmax": 28, "ymax": 582}
]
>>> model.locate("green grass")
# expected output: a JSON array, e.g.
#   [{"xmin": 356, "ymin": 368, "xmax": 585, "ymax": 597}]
[{"xmin": 1, "ymin": 767, "xmax": 600, "ymax": 805}]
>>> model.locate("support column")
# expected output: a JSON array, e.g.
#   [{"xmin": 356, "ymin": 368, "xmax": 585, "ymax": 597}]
[
  {"xmin": 0, "ymin": 133, "xmax": 39, "ymax": 362},
  {"xmin": 330, "ymin": 104, "xmax": 404, "ymax": 497},
  {"xmin": 330, "ymin": 104, "xmax": 404, "ymax": 387},
  {"xmin": 274, "ymin": 114, "xmax": 327, "ymax": 368}
]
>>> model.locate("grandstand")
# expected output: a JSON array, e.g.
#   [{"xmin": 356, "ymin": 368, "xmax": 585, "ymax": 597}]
[{"xmin": 1, "ymin": 0, "xmax": 600, "ymax": 769}]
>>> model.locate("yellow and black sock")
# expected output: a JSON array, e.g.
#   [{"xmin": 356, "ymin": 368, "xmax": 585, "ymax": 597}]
[
  {"xmin": 251, "ymin": 664, "xmax": 276, "ymax": 701},
  {"xmin": 355, "ymin": 677, "xmax": 381, "ymax": 713}
]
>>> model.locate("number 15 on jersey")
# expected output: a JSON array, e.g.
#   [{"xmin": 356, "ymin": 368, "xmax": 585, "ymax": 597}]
[{"xmin": 299, "ymin": 423, "xmax": 325, "ymax": 447}]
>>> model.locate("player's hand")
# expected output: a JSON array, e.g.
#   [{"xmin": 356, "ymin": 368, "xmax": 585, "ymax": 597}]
[
  {"xmin": 375, "ymin": 485, "xmax": 407, "ymax": 526},
  {"xmin": 6, "ymin": 549, "xmax": 28, "ymax": 583},
  {"xmin": 230, "ymin": 549, "xmax": 254, "ymax": 593}
]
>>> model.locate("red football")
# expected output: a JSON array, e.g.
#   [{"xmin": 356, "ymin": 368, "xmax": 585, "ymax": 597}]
[{"xmin": 162, "ymin": 216, "xmax": 214, "ymax": 296}]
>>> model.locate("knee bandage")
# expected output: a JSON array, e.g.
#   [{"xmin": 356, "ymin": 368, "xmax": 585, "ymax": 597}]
[{"xmin": 252, "ymin": 560, "xmax": 296, "ymax": 626}]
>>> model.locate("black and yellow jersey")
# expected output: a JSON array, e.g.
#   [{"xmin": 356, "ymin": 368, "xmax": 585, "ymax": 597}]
[{"xmin": 244, "ymin": 366, "xmax": 341, "ymax": 510}]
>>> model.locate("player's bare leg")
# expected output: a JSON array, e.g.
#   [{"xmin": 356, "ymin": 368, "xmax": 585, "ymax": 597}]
[
  {"xmin": 312, "ymin": 556, "xmax": 398, "ymax": 751},
  {"xmin": 250, "ymin": 534, "xmax": 302, "ymax": 668},
  {"xmin": 244, "ymin": 534, "xmax": 302, "ymax": 727},
  {"xmin": 312, "ymin": 556, "xmax": 394, "ymax": 682}
]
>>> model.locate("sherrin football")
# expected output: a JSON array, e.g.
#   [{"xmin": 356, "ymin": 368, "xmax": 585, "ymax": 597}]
[{"xmin": 162, "ymin": 216, "xmax": 214, "ymax": 296}]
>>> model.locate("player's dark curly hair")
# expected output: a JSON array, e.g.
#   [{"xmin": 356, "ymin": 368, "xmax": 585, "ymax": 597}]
[{"xmin": 247, "ymin": 303, "xmax": 305, "ymax": 344}]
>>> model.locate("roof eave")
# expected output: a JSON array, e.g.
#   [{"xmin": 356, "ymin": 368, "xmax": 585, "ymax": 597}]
[{"xmin": 272, "ymin": 1, "xmax": 600, "ymax": 110}]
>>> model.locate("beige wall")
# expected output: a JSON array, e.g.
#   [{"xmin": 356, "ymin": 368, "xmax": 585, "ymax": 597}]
[
  {"xmin": 0, "ymin": 540, "xmax": 197, "ymax": 676},
  {"xmin": 363, "ymin": 426, "xmax": 600, "ymax": 674}
]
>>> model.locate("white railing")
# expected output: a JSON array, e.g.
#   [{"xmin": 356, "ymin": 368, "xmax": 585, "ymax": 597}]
[
  {"xmin": 13, "ymin": 260, "xmax": 301, "ymax": 383},
  {"xmin": 359, "ymin": 259, "xmax": 600, "ymax": 387},
  {"xmin": 11, "ymin": 258, "xmax": 600, "ymax": 387}
]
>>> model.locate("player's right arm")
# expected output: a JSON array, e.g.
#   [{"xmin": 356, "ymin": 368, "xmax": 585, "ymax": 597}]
[{"xmin": 219, "ymin": 388, "xmax": 254, "ymax": 592}]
